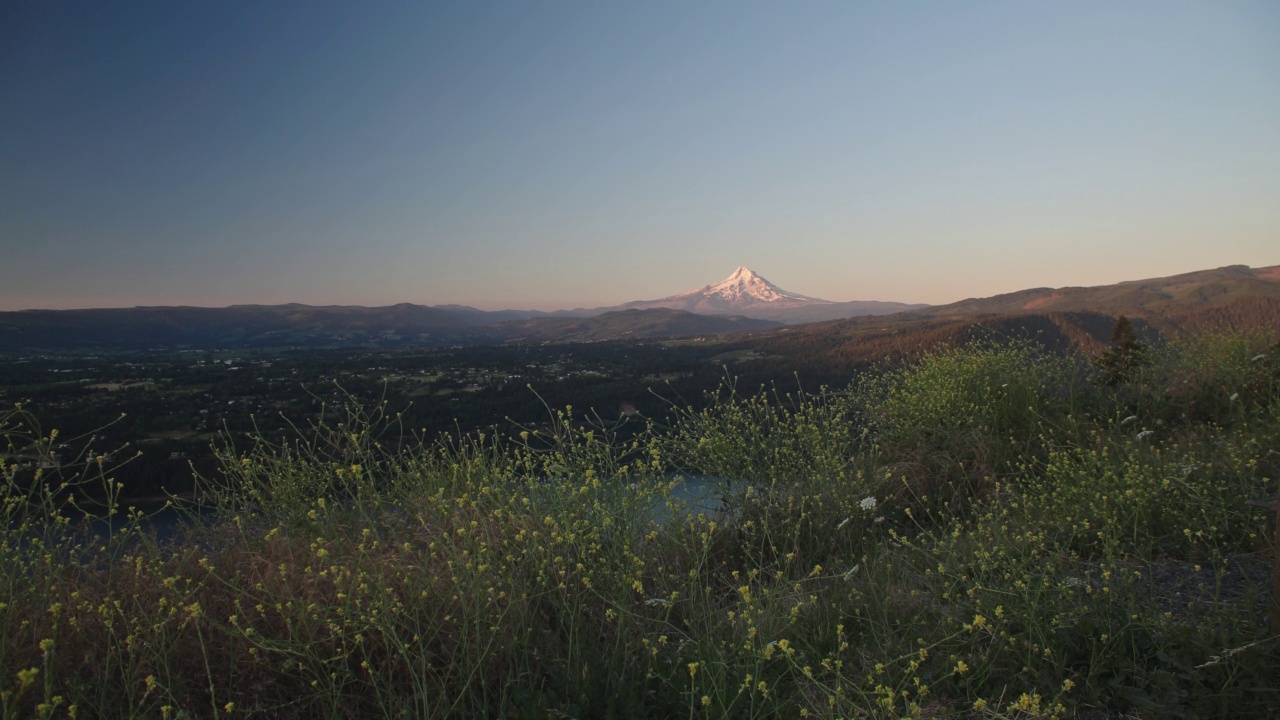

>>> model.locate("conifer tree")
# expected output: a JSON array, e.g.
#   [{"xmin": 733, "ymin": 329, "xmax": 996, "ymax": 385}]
[
  {"xmin": 1097, "ymin": 314, "xmax": 1146, "ymax": 385},
  {"xmin": 1111, "ymin": 314, "xmax": 1138, "ymax": 350}
]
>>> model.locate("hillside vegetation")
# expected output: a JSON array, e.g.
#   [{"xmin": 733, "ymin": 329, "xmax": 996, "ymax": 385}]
[
  {"xmin": 742, "ymin": 264, "xmax": 1280, "ymax": 380},
  {"xmin": 917, "ymin": 264, "xmax": 1280, "ymax": 322},
  {"xmin": 2, "ymin": 328, "xmax": 1278, "ymax": 719}
]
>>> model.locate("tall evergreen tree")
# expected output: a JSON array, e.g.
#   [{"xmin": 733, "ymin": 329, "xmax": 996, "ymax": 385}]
[
  {"xmin": 1097, "ymin": 314, "xmax": 1146, "ymax": 385},
  {"xmin": 1111, "ymin": 315, "xmax": 1138, "ymax": 351}
]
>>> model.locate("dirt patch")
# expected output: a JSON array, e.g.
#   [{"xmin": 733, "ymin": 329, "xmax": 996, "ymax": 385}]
[
  {"xmin": 1137, "ymin": 555, "xmax": 1272, "ymax": 627},
  {"xmin": 1023, "ymin": 291, "xmax": 1063, "ymax": 310}
]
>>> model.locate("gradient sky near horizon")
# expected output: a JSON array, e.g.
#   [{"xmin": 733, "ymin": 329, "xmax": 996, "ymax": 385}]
[{"xmin": 3, "ymin": 1, "xmax": 1278, "ymax": 311}]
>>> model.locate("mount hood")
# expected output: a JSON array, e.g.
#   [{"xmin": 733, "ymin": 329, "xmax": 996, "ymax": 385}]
[{"xmin": 615, "ymin": 267, "xmax": 926, "ymax": 323}]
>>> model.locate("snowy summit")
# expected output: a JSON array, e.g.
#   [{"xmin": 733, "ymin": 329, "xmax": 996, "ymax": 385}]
[
  {"xmin": 622, "ymin": 267, "xmax": 832, "ymax": 315},
  {"xmin": 608, "ymin": 267, "xmax": 925, "ymax": 323},
  {"xmin": 699, "ymin": 266, "xmax": 826, "ymax": 304}
]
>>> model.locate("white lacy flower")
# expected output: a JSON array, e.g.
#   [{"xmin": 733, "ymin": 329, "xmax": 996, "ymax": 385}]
[{"xmin": 860, "ymin": 496, "xmax": 877, "ymax": 512}]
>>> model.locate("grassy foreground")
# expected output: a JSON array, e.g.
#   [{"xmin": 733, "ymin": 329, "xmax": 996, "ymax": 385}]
[{"xmin": 3, "ymin": 331, "xmax": 1278, "ymax": 719}]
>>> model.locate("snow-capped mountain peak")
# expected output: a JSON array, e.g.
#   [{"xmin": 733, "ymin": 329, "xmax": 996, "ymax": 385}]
[
  {"xmin": 605, "ymin": 266, "xmax": 926, "ymax": 323},
  {"xmin": 632, "ymin": 267, "xmax": 831, "ymax": 312},
  {"xmin": 702, "ymin": 267, "xmax": 818, "ymax": 303}
]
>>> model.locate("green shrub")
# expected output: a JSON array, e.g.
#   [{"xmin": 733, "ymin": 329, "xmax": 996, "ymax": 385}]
[
  {"xmin": 853, "ymin": 341, "xmax": 1089, "ymax": 512},
  {"xmin": 1144, "ymin": 328, "xmax": 1279, "ymax": 425}
]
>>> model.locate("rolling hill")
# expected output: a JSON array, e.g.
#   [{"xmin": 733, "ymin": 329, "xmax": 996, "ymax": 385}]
[
  {"xmin": 724, "ymin": 264, "xmax": 1280, "ymax": 379},
  {"xmin": 920, "ymin": 264, "xmax": 1280, "ymax": 327}
]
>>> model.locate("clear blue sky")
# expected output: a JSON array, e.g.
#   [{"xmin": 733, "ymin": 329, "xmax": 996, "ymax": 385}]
[{"xmin": 3, "ymin": 1, "xmax": 1277, "ymax": 311}]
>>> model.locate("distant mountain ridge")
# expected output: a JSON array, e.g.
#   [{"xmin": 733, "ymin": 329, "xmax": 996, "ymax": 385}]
[
  {"xmin": 0, "ymin": 304, "xmax": 776, "ymax": 352},
  {"xmin": 489, "ymin": 308, "xmax": 778, "ymax": 343},
  {"xmin": 1, "ymin": 263, "xmax": 1276, "ymax": 353}
]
